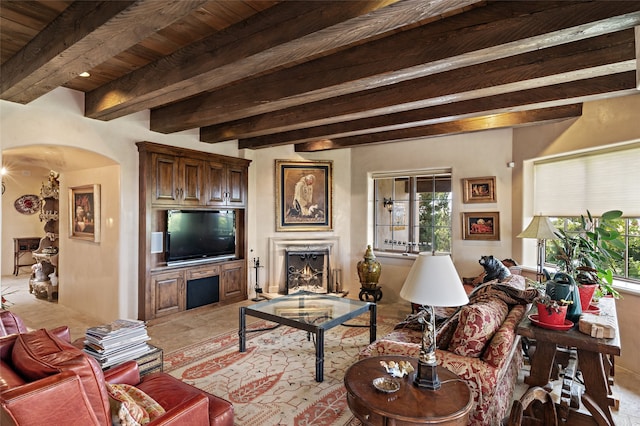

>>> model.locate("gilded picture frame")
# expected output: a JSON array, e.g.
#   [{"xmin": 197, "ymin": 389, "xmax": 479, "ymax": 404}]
[
  {"xmin": 275, "ymin": 160, "xmax": 333, "ymax": 232},
  {"xmin": 462, "ymin": 176, "xmax": 496, "ymax": 203},
  {"xmin": 462, "ymin": 212, "xmax": 500, "ymax": 241},
  {"xmin": 69, "ymin": 184, "xmax": 101, "ymax": 242}
]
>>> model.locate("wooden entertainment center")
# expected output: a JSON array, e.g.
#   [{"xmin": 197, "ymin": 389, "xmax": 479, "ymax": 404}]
[{"xmin": 137, "ymin": 142, "xmax": 251, "ymax": 321}]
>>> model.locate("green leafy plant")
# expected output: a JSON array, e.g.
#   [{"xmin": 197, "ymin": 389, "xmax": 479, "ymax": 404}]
[{"xmin": 550, "ymin": 210, "xmax": 624, "ymax": 298}]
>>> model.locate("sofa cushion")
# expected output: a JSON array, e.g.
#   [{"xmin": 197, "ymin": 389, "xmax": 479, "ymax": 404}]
[
  {"xmin": 10, "ymin": 328, "xmax": 111, "ymax": 425},
  {"xmin": 0, "ymin": 359, "xmax": 25, "ymax": 390},
  {"xmin": 448, "ymin": 299, "xmax": 509, "ymax": 357},
  {"xmin": 107, "ymin": 382, "xmax": 166, "ymax": 425},
  {"xmin": 136, "ymin": 371, "xmax": 235, "ymax": 425}
]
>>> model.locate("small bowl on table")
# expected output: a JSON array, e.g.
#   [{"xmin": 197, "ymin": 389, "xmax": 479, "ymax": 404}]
[{"xmin": 372, "ymin": 377, "xmax": 400, "ymax": 393}]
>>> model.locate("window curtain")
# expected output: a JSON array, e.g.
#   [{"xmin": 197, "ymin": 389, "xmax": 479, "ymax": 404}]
[{"xmin": 533, "ymin": 143, "xmax": 640, "ymax": 216}]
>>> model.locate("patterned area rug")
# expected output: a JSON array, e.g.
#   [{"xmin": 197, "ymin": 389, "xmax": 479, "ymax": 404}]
[{"xmin": 164, "ymin": 315, "xmax": 396, "ymax": 425}]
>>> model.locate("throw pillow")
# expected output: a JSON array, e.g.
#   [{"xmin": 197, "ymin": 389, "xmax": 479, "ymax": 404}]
[
  {"xmin": 448, "ymin": 299, "xmax": 509, "ymax": 357},
  {"xmin": 107, "ymin": 383, "xmax": 165, "ymax": 426}
]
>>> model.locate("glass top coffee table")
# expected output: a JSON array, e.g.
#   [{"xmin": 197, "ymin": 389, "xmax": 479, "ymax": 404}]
[{"xmin": 239, "ymin": 291, "xmax": 377, "ymax": 382}]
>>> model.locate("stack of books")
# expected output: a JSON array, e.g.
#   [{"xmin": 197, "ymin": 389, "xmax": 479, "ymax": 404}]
[{"xmin": 83, "ymin": 319, "xmax": 152, "ymax": 369}]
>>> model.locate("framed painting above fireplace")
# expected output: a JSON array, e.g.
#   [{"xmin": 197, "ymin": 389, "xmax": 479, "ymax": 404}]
[{"xmin": 275, "ymin": 160, "xmax": 333, "ymax": 232}]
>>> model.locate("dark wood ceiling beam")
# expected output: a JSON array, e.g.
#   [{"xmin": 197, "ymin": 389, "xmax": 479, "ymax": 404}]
[
  {"xmin": 85, "ymin": 0, "xmax": 482, "ymax": 121},
  {"xmin": 154, "ymin": 1, "xmax": 640, "ymax": 134},
  {"xmin": 295, "ymin": 104, "xmax": 584, "ymax": 152},
  {"xmin": 233, "ymin": 31, "xmax": 635, "ymax": 147},
  {"xmin": 0, "ymin": 0, "xmax": 209, "ymax": 103},
  {"xmin": 247, "ymin": 71, "xmax": 638, "ymax": 148}
]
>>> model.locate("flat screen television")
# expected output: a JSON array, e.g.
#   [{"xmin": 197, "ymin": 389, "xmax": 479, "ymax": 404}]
[{"xmin": 165, "ymin": 210, "xmax": 236, "ymax": 263}]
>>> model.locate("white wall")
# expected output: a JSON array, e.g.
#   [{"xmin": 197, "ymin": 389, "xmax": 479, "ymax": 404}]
[
  {"xmin": 1, "ymin": 87, "xmax": 248, "ymax": 322},
  {"xmin": 349, "ymin": 129, "xmax": 515, "ymax": 302},
  {"xmin": 60, "ymin": 166, "xmax": 121, "ymax": 321}
]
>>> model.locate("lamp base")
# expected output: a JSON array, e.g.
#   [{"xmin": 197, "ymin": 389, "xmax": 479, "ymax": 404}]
[{"xmin": 413, "ymin": 360, "xmax": 441, "ymax": 390}]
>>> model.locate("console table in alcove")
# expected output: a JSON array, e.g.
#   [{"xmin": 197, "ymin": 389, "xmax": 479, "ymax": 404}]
[{"xmin": 13, "ymin": 237, "xmax": 40, "ymax": 275}]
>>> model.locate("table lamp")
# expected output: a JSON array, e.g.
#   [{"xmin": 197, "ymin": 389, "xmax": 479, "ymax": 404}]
[
  {"xmin": 400, "ymin": 253, "xmax": 469, "ymax": 390},
  {"xmin": 517, "ymin": 215, "xmax": 558, "ymax": 281}
]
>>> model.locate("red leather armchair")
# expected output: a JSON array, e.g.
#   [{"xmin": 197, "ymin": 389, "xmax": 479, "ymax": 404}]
[{"xmin": 0, "ymin": 327, "xmax": 233, "ymax": 425}]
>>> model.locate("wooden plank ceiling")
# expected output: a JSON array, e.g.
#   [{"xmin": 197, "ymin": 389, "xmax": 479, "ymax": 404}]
[{"xmin": 1, "ymin": 1, "xmax": 639, "ymax": 152}]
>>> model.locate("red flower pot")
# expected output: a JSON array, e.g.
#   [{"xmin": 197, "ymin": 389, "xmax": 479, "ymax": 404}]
[
  {"xmin": 536, "ymin": 302, "xmax": 568, "ymax": 325},
  {"xmin": 578, "ymin": 284, "xmax": 598, "ymax": 312}
]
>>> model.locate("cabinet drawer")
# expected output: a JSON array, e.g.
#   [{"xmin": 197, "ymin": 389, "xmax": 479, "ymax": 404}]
[{"xmin": 187, "ymin": 264, "xmax": 220, "ymax": 280}]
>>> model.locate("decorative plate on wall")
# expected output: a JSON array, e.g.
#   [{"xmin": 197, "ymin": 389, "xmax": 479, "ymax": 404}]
[{"xmin": 14, "ymin": 194, "xmax": 41, "ymax": 215}]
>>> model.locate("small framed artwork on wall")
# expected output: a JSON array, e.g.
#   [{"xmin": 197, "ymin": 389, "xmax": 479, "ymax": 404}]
[
  {"xmin": 462, "ymin": 176, "xmax": 496, "ymax": 203},
  {"xmin": 69, "ymin": 184, "xmax": 101, "ymax": 242},
  {"xmin": 462, "ymin": 212, "xmax": 500, "ymax": 240}
]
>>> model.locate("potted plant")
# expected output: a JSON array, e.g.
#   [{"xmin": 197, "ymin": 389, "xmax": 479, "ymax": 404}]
[
  {"xmin": 549, "ymin": 209, "xmax": 624, "ymax": 307},
  {"xmin": 535, "ymin": 294, "xmax": 573, "ymax": 325}
]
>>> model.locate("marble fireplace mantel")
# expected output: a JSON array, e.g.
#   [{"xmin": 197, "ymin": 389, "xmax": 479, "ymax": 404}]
[{"xmin": 267, "ymin": 236, "xmax": 340, "ymax": 294}]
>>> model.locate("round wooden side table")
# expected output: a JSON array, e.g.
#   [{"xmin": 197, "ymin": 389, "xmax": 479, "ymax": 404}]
[{"xmin": 344, "ymin": 356, "xmax": 472, "ymax": 426}]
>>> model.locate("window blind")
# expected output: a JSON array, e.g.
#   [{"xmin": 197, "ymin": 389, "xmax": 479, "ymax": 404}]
[{"xmin": 533, "ymin": 143, "xmax": 640, "ymax": 216}]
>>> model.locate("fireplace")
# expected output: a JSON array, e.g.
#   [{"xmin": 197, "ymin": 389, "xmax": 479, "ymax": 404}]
[
  {"xmin": 268, "ymin": 237, "xmax": 340, "ymax": 295},
  {"xmin": 285, "ymin": 247, "xmax": 329, "ymax": 294}
]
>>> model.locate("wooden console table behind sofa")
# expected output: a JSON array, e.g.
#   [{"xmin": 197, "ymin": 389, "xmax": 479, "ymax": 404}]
[{"xmin": 517, "ymin": 297, "xmax": 620, "ymax": 425}]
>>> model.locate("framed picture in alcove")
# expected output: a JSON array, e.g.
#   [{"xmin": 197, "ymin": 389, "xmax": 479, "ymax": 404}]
[
  {"xmin": 275, "ymin": 160, "xmax": 333, "ymax": 232},
  {"xmin": 69, "ymin": 184, "xmax": 101, "ymax": 242}
]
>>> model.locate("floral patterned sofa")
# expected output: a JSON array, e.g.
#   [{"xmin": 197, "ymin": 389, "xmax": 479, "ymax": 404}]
[{"xmin": 359, "ymin": 275, "xmax": 536, "ymax": 426}]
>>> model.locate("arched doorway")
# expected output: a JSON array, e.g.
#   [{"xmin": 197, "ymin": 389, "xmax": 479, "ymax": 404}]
[{"xmin": 2, "ymin": 145, "xmax": 119, "ymax": 322}]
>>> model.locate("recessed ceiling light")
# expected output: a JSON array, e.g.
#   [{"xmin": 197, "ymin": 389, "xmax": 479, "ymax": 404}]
[{"xmin": 79, "ymin": 72, "xmax": 90, "ymax": 78}]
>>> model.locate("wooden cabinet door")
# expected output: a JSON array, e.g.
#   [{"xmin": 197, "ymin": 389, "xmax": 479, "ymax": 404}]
[
  {"xmin": 151, "ymin": 153, "xmax": 204, "ymax": 206},
  {"xmin": 205, "ymin": 161, "xmax": 226, "ymax": 206},
  {"xmin": 206, "ymin": 161, "xmax": 247, "ymax": 207},
  {"xmin": 151, "ymin": 270, "xmax": 185, "ymax": 318},
  {"xmin": 180, "ymin": 157, "xmax": 204, "ymax": 206},
  {"xmin": 226, "ymin": 165, "xmax": 247, "ymax": 207},
  {"xmin": 151, "ymin": 153, "xmax": 180, "ymax": 206},
  {"xmin": 221, "ymin": 260, "xmax": 246, "ymax": 302}
]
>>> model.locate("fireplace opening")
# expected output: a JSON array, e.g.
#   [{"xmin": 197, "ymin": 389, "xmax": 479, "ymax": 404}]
[{"xmin": 286, "ymin": 248, "xmax": 329, "ymax": 294}]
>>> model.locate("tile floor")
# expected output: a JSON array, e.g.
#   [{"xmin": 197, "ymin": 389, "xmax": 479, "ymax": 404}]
[{"xmin": 3, "ymin": 272, "xmax": 640, "ymax": 424}]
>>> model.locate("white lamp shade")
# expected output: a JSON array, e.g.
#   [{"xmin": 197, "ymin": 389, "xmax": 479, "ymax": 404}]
[
  {"xmin": 517, "ymin": 216, "xmax": 558, "ymax": 240},
  {"xmin": 400, "ymin": 253, "xmax": 469, "ymax": 307}
]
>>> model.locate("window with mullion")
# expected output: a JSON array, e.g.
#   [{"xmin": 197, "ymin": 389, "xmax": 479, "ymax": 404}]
[
  {"xmin": 374, "ymin": 171, "xmax": 451, "ymax": 254},
  {"xmin": 545, "ymin": 216, "xmax": 640, "ymax": 283}
]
